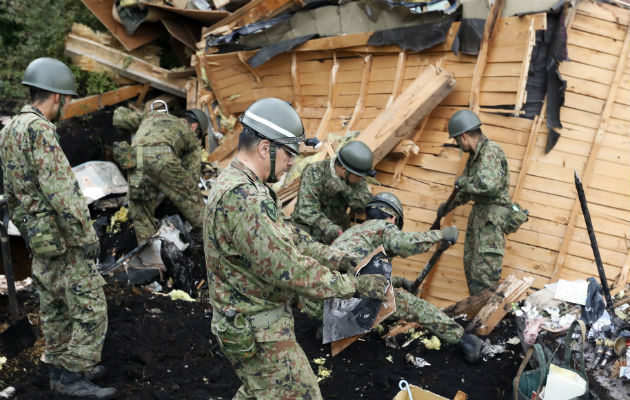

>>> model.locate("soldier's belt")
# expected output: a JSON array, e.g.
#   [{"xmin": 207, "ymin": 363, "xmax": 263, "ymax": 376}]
[
  {"xmin": 248, "ymin": 305, "xmax": 289, "ymax": 330},
  {"xmin": 142, "ymin": 145, "xmax": 174, "ymax": 156}
]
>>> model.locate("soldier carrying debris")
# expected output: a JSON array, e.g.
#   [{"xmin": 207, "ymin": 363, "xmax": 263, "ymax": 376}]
[
  {"xmin": 203, "ymin": 97, "xmax": 389, "ymax": 400},
  {"xmin": 303, "ymin": 192, "xmax": 483, "ymax": 362},
  {"xmin": 114, "ymin": 103, "xmax": 209, "ymax": 244},
  {"xmin": 439, "ymin": 110, "xmax": 513, "ymax": 295},
  {"xmin": 291, "ymin": 140, "xmax": 375, "ymax": 244},
  {"xmin": 0, "ymin": 57, "xmax": 116, "ymax": 398}
]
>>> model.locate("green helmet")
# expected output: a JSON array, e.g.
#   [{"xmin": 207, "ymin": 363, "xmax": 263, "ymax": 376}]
[
  {"xmin": 22, "ymin": 57, "xmax": 77, "ymax": 96},
  {"xmin": 367, "ymin": 192, "xmax": 404, "ymax": 229},
  {"xmin": 239, "ymin": 98, "xmax": 304, "ymax": 155},
  {"xmin": 448, "ymin": 109, "xmax": 481, "ymax": 138},
  {"xmin": 187, "ymin": 108, "xmax": 209, "ymax": 136},
  {"xmin": 337, "ymin": 141, "xmax": 375, "ymax": 177}
]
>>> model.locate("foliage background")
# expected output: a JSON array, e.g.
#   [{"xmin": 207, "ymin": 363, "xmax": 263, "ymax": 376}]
[{"xmin": 0, "ymin": 0, "xmax": 116, "ymax": 107}]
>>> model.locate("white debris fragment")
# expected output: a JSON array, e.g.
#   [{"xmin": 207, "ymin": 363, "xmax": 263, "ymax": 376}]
[
  {"xmin": 481, "ymin": 339, "xmax": 506, "ymax": 359},
  {"xmin": 405, "ymin": 353, "xmax": 431, "ymax": 368},
  {"xmin": 507, "ymin": 336, "xmax": 521, "ymax": 345}
]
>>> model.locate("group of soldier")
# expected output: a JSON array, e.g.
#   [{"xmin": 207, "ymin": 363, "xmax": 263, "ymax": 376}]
[{"xmin": 0, "ymin": 57, "xmax": 517, "ymax": 399}]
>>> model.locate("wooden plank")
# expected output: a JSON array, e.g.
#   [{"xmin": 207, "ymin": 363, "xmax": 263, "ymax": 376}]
[
  {"xmin": 204, "ymin": 0, "xmax": 300, "ymax": 36},
  {"xmin": 62, "ymin": 85, "xmax": 142, "ymax": 120},
  {"xmin": 465, "ymin": 275, "xmax": 534, "ymax": 335},
  {"xmin": 559, "ymin": 62, "xmax": 615, "ymax": 85},
  {"xmin": 551, "ymin": 25, "xmax": 630, "ymax": 281},
  {"xmin": 572, "ymin": 11, "xmax": 628, "ymax": 41},
  {"xmin": 357, "ymin": 66, "xmax": 455, "ymax": 165},
  {"xmin": 291, "ymin": 52, "xmax": 303, "ymax": 113},
  {"xmin": 208, "ymin": 131, "xmax": 240, "ymax": 162},
  {"xmin": 567, "ymin": 44, "xmax": 620, "ymax": 70},
  {"xmin": 577, "ymin": 0, "xmax": 630, "ymax": 25},
  {"xmin": 315, "ymin": 53, "xmax": 339, "ymax": 141},
  {"xmin": 567, "ymin": 29, "xmax": 624, "ymax": 56},
  {"xmin": 140, "ymin": 0, "xmax": 228, "ymax": 24},
  {"xmin": 345, "ymin": 55, "xmax": 372, "ymax": 133},
  {"xmin": 386, "ymin": 52, "xmax": 407, "ymax": 108},
  {"xmin": 80, "ymin": 0, "xmax": 164, "ymax": 51},
  {"xmin": 65, "ymin": 34, "xmax": 188, "ymax": 97},
  {"xmin": 515, "ymin": 17, "xmax": 536, "ymax": 112}
]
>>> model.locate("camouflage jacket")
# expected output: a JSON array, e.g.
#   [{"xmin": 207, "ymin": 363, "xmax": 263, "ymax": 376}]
[
  {"xmin": 332, "ymin": 219, "xmax": 443, "ymax": 260},
  {"xmin": 0, "ymin": 105, "xmax": 97, "ymax": 247},
  {"xmin": 131, "ymin": 111, "xmax": 201, "ymax": 178},
  {"xmin": 203, "ymin": 159, "xmax": 357, "ymax": 325},
  {"xmin": 291, "ymin": 157, "xmax": 371, "ymax": 239},
  {"xmin": 112, "ymin": 106, "xmax": 144, "ymax": 134},
  {"xmin": 452, "ymin": 134, "xmax": 511, "ymax": 209}
]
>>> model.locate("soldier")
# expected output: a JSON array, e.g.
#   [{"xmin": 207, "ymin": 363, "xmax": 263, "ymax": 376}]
[
  {"xmin": 438, "ymin": 110, "xmax": 512, "ymax": 295},
  {"xmin": 291, "ymin": 140, "xmax": 375, "ymax": 244},
  {"xmin": 308, "ymin": 192, "xmax": 482, "ymax": 362},
  {"xmin": 0, "ymin": 57, "xmax": 116, "ymax": 398},
  {"xmin": 203, "ymin": 97, "xmax": 389, "ymax": 400},
  {"xmin": 126, "ymin": 105, "xmax": 209, "ymax": 244}
]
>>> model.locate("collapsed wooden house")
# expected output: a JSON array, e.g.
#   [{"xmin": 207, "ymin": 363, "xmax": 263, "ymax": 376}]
[{"xmin": 189, "ymin": 0, "xmax": 630, "ymax": 308}]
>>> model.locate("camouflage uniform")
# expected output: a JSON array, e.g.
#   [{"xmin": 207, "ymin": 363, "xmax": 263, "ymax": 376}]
[
  {"xmin": 127, "ymin": 111, "xmax": 204, "ymax": 243},
  {"xmin": 0, "ymin": 105, "xmax": 107, "ymax": 373},
  {"xmin": 450, "ymin": 134, "xmax": 511, "ymax": 295},
  {"xmin": 304, "ymin": 219, "xmax": 464, "ymax": 344},
  {"xmin": 291, "ymin": 158, "xmax": 371, "ymax": 244},
  {"xmin": 204, "ymin": 159, "xmax": 359, "ymax": 400}
]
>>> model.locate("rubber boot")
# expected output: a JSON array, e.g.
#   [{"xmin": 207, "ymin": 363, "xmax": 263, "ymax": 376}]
[
  {"xmin": 458, "ymin": 333, "xmax": 482, "ymax": 363},
  {"xmin": 84, "ymin": 365, "xmax": 107, "ymax": 382},
  {"xmin": 55, "ymin": 368, "xmax": 117, "ymax": 399},
  {"xmin": 49, "ymin": 365, "xmax": 62, "ymax": 391}
]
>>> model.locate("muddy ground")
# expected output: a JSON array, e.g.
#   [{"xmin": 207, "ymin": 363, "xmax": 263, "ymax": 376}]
[{"xmin": 0, "ymin": 102, "xmax": 623, "ymax": 400}]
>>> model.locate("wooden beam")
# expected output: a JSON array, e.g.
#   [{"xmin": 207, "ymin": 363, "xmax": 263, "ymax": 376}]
[
  {"xmin": 291, "ymin": 52, "xmax": 303, "ymax": 114},
  {"xmin": 207, "ymin": 130, "xmax": 240, "ymax": 162},
  {"xmin": 551, "ymin": 25, "xmax": 630, "ymax": 282},
  {"xmin": 389, "ymin": 140, "xmax": 420, "ymax": 159},
  {"xmin": 443, "ymin": 283, "xmax": 495, "ymax": 320},
  {"xmin": 514, "ymin": 17, "xmax": 536, "ymax": 113},
  {"xmin": 465, "ymin": 275, "xmax": 534, "ymax": 335},
  {"xmin": 511, "ymin": 105, "xmax": 544, "ymax": 202},
  {"xmin": 614, "ymin": 249, "xmax": 630, "ymax": 292},
  {"xmin": 315, "ymin": 53, "xmax": 339, "ymax": 141},
  {"xmin": 393, "ymin": 112, "xmax": 432, "ymax": 185},
  {"xmin": 80, "ymin": 0, "xmax": 164, "ymax": 51},
  {"xmin": 356, "ymin": 65, "xmax": 455, "ymax": 165},
  {"xmin": 345, "ymin": 54, "xmax": 372, "ymax": 133},
  {"xmin": 469, "ymin": 0, "xmax": 506, "ymax": 113},
  {"xmin": 65, "ymin": 34, "xmax": 188, "ymax": 97},
  {"xmin": 62, "ymin": 85, "xmax": 142, "ymax": 120},
  {"xmin": 386, "ymin": 51, "xmax": 407, "ymax": 108},
  {"xmin": 204, "ymin": 0, "xmax": 303, "ymax": 36}
]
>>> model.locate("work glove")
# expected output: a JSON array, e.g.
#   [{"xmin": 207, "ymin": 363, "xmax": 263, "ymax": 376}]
[
  {"xmin": 83, "ymin": 240, "xmax": 101, "ymax": 260},
  {"xmin": 354, "ymin": 274, "xmax": 389, "ymax": 301},
  {"xmin": 440, "ymin": 226, "xmax": 459, "ymax": 244},
  {"xmin": 391, "ymin": 276, "xmax": 415, "ymax": 293},
  {"xmin": 455, "ymin": 175, "xmax": 469, "ymax": 189},
  {"xmin": 324, "ymin": 223, "xmax": 344, "ymax": 244},
  {"xmin": 337, "ymin": 254, "xmax": 357, "ymax": 275}
]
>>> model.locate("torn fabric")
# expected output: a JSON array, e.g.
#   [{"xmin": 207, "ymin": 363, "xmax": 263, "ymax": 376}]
[
  {"xmin": 367, "ymin": 20, "xmax": 454, "ymax": 52},
  {"xmin": 451, "ymin": 18, "xmax": 484, "ymax": 55}
]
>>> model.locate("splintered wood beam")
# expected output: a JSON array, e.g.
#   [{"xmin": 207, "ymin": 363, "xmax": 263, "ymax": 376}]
[
  {"xmin": 291, "ymin": 52, "xmax": 303, "ymax": 114},
  {"xmin": 386, "ymin": 51, "xmax": 407, "ymax": 108},
  {"xmin": 207, "ymin": 130, "xmax": 240, "ymax": 162},
  {"xmin": 443, "ymin": 283, "xmax": 496, "ymax": 320},
  {"xmin": 389, "ymin": 140, "xmax": 420, "ymax": 159},
  {"xmin": 315, "ymin": 52, "xmax": 339, "ymax": 141},
  {"xmin": 469, "ymin": 0, "xmax": 506, "ymax": 113},
  {"xmin": 453, "ymin": 391, "xmax": 468, "ymax": 400},
  {"xmin": 204, "ymin": 0, "xmax": 303, "ymax": 37},
  {"xmin": 393, "ymin": 112, "xmax": 431, "ymax": 184},
  {"xmin": 511, "ymin": 104, "xmax": 544, "ymax": 202},
  {"xmin": 62, "ymin": 85, "xmax": 142, "ymax": 120},
  {"xmin": 465, "ymin": 275, "xmax": 534, "ymax": 335},
  {"xmin": 614, "ymin": 249, "xmax": 630, "ymax": 291},
  {"xmin": 356, "ymin": 65, "xmax": 455, "ymax": 165},
  {"xmin": 345, "ymin": 54, "xmax": 372, "ymax": 133},
  {"xmin": 551, "ymin": 25, "xmax": 630, "ymax": 282},
  {"xmin": 514, "ymin": 17, "xmax": 536, "ymax": 113},
  {"xmin": 65, "ymin": 34, "xmax": 188, "ymax": 97}
]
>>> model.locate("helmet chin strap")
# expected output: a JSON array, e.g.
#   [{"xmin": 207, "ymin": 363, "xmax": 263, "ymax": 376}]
[
  {"xmin": 266, "ymin": 143, "xmax": 278, "ymax": 183},
  {"xmin": 54, "ymin": 94, "xmax": 66, "ymax": 122}
]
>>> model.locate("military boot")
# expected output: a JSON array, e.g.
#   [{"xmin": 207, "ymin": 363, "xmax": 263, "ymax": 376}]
[
  {"xmin": 458, "ymin": 333, "xmax": 482, "ymax": 363},
  {"xmin": 55, "ymin": 368, "xmax": 116, "ymax": 399},
  {"xmin": 84, "ymin": 365, "xmax": 107, "ymax": 382},
  {"xmin": 49, "ymin": 365, "xmax": 62, "ymax": 391}
]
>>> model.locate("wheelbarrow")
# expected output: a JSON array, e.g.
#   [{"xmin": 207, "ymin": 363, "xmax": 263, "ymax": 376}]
[{"xmin": 0, "ymin": 195, "xmax": 37, "ymax": 357}]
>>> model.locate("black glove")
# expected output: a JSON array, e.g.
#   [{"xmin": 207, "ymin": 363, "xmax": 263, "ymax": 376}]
[
  {"xmin": 440, "ymin": 226, "xmax": 459, "ymax": 244},
  {"xmin": 338, "ymin": 255, "xmax": 357, "ymax": 274},
  {"xmin": 391, "ymin": 276, "xmax": 415, "ymax": 293},
  {"xmin": 83, "ymin": 241, "xmax": 101, "ymax": 260}
]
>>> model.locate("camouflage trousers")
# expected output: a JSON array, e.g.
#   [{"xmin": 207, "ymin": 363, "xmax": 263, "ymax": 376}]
[
  {"xmin": 128, "ymin": 152, "xmax": 204, "ymax": 244},
  {"xmin": 300, "ymin": 289, "xmax": 463, "ymax": 345},
  {"xmin": 463, "ymin": 204, "xmax": 508, "ymax": 296},
  {"xmin": 227, "ymin": 335, "xmax": 322, "ymax": 399},
  {"xmin": 31, "ymin": 247, "xmax": 108, "ymax": 373}
]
